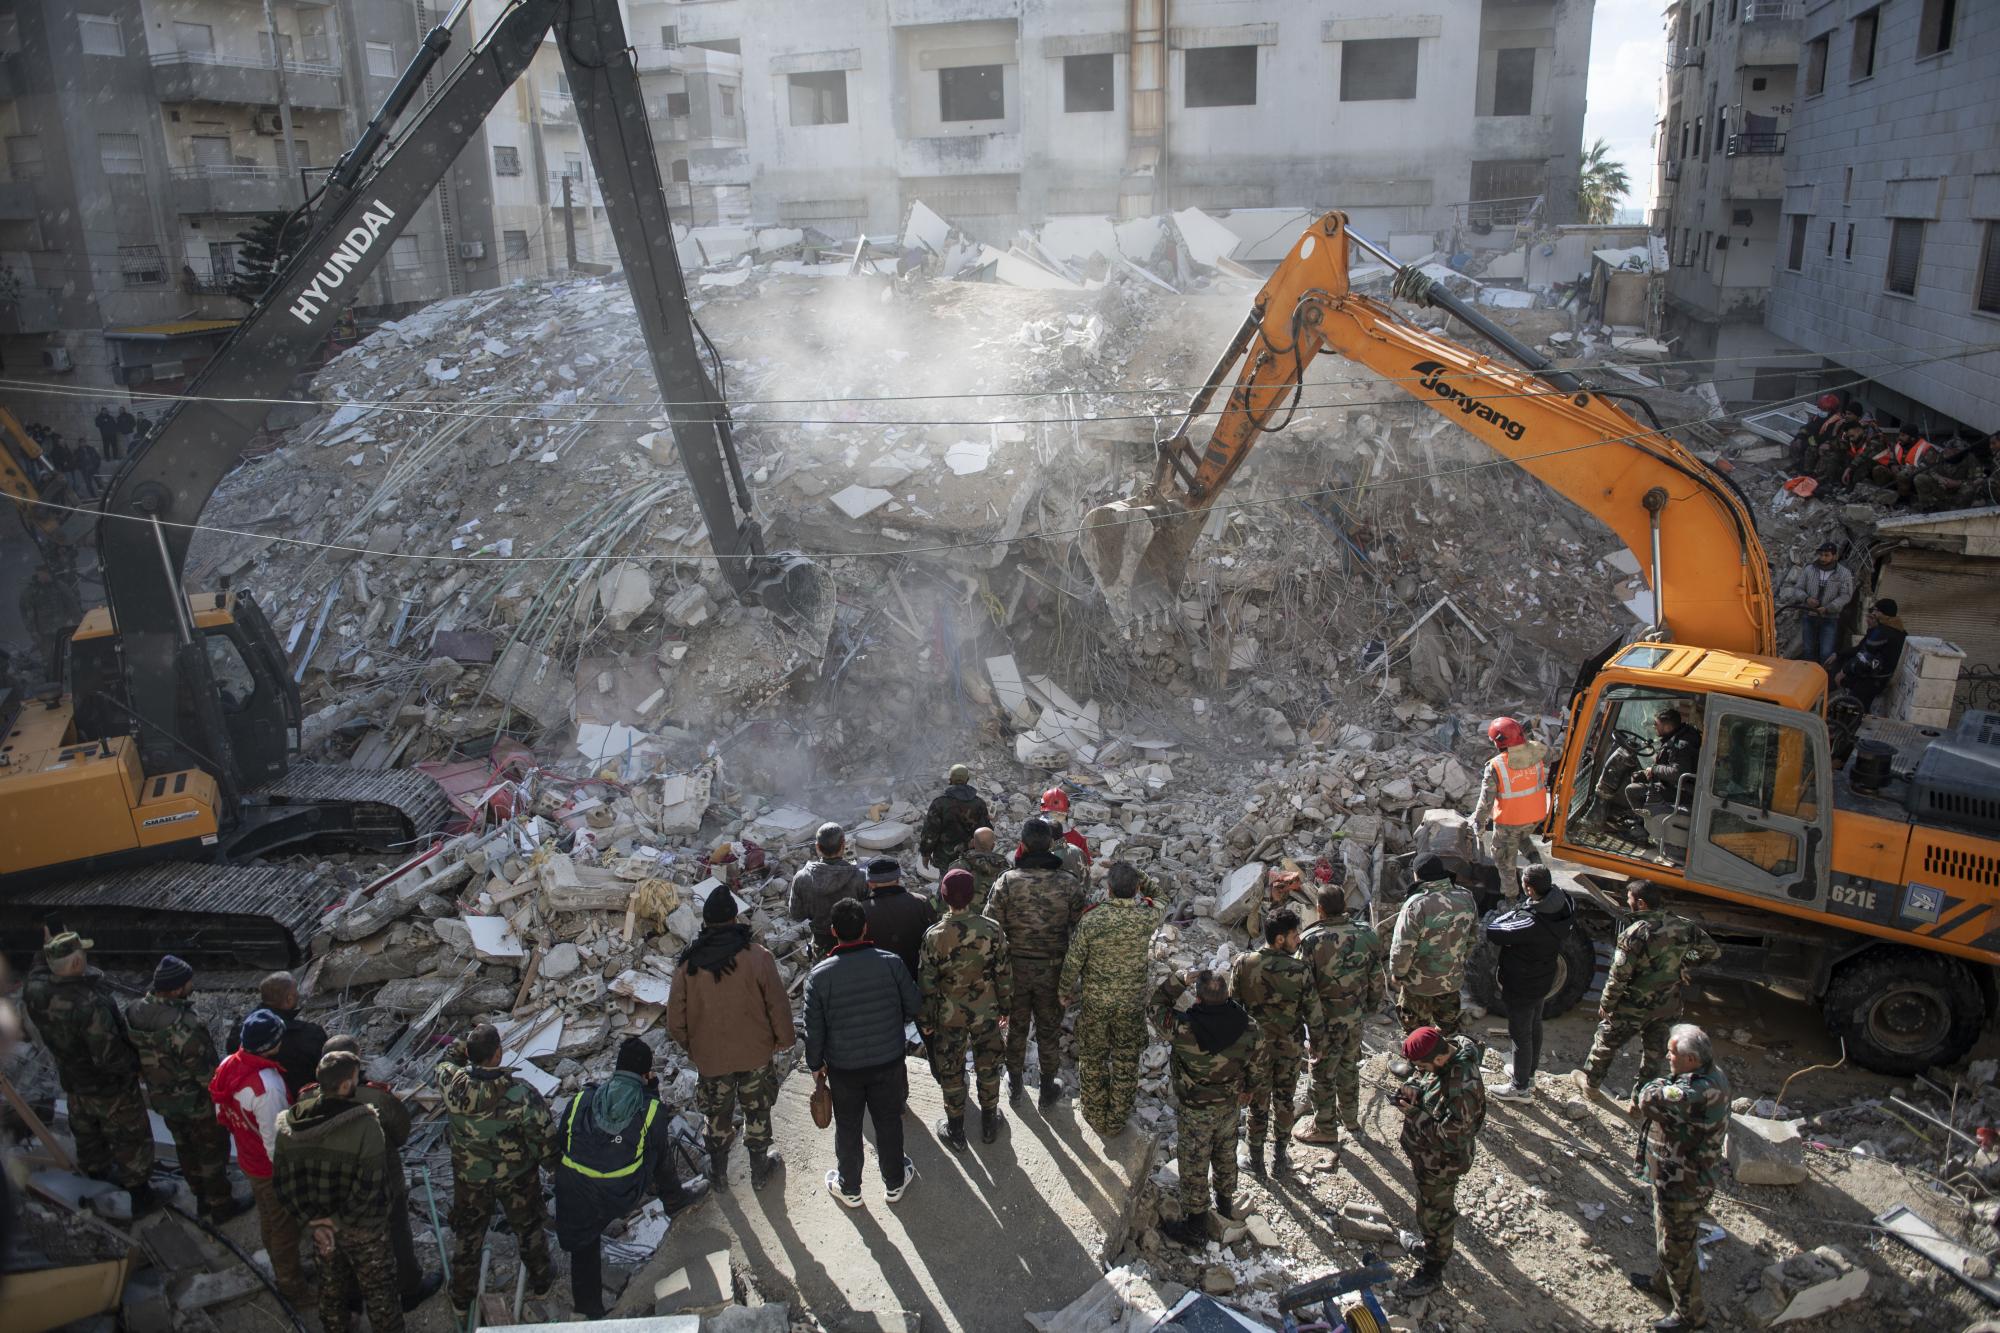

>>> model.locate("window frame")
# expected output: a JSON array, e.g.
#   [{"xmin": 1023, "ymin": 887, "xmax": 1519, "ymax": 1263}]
[
  {"xmin": 787, "ymin": 69, "xmax": 850, "ymax": 127},
  {"xmin": 388, "ymin": 235, "xmax": 422, "ymax": 273},
  {"xmin": 1975, "ymin": 221, "xmax": 2000, "ymax": 317},
  {"xmin": 503, "ymin": 228, "xmax": 531, "ymax": 262},
  {"xmin": 1339, "ymin": 37, "xmax": 1419, "ymax": 103},
  {"xmin": 365, "ymin": 41, "xmax": 396, "ymax": 79},
  {"xmin": 493, "ymin": 144, "xmax": 522, "ymax": 176},
  {"xmin": 1491, "ymin": 46, "xmax": 1535, "ymax": 117},
  {"xmin": 1786, "ymin": 214, "xmax": 1808, "ymax": 272},
  {"xmin": 97, "ymin": 132, "xmax": 144, "ymax": 176},
  {"xmin": 1850, "ymin": 8, "xmax": 1879, "ymax": 82},
  {"xmin": 1062, "ymin": 52, "xmax": 1115, "ymax": 114},
  {"xmin": 718, "ymin": 83, "xmax": 736, "ymax": 119},
  {"xmin": 1804, "ymin": 34, "xmax": 1829, "ymax": 96},
  {"xmin": 1885, "ymin": 217, "xmax": 1923, "ymax": 297},
  {"xmin": 77, "ymin": 13, "xmax": 124, "ymax": 57},
  {"xmin": 1184, "ymin": 44, "xmax": 1258, "ymax": 109},
  {"xmin": 937, "ymin": 63, "xmax": 1005, "ymax": 123},
  {"xmin": 1917, "ymin": 0, "xmax": 1957, "ymax": 58},
  {"xmin": 172, "ymin": 21, "xmax": 214, "ymax": 54}
]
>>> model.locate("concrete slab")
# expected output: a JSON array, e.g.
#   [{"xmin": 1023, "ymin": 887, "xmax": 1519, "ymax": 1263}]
[{"xmin": 618, "ymin": 1058, "xmax": 1153, "ymax": 1332}]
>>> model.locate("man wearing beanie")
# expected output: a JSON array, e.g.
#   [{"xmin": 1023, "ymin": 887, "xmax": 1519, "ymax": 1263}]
[
  {"xmin": 553, "ymin": 1037, "xmax": 712, "ymax": 1318},
  {"xmin": 1060, "ymin": 861, "xmax": 1164, "ymax": 1138},
  {"xmin": 667, "ymin": 887, "xmax": 794, "ymax": 1191},
  {"xmin": 919, "ymin": 868, "xmax": 1012, "ymax": 1149},
  {"xmin": 791, "ymin": 822, "xmax": 867, "ymax": 958},
  {"xmin": 988, "ymin": 817, "xmax": 1089, "ymax": 1109},
  {"xmin": 919, "ymin": 763, "xmax": 991, "ymax": 870},
  {"xmin": 127, "ymin": 955, "xmax": 251, "ymax": 1223},
  {"xmin": 214, "ymin": 1008, "xmax": 309, "ymax": 1304},
  {"xmin": 863, "ymin": 857, "xmax": 938, "ymax": 982},
  {"xmin": 1149, "ymin": 968, "xmax": 1262, "ymax": 1246},
  {"xmin": 1389, "ymin": 856, "xmax": 1478, "ymax": 1034},
  {"xmin": 1393, "ymin": 1024, "xmax": 1487, "ymax": 1296}
]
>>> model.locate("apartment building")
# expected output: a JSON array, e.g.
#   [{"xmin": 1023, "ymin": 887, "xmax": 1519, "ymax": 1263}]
[
  {"xmin": 636, "ymin": 0, "xmax": 1597, "ymax": 245},
  {"xmin": 1765, "ymin": 0, "xmax": 1998, "ymax": 431},
  {"xmin": 1651, "ymin": 0, "xmax": 1805, "ymax": 397}
]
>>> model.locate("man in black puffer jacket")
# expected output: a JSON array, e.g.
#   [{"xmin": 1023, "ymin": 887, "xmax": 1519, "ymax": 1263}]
[
  {"xmin": 862, "ymin": 857, "xmax": 938, "ymax": 982},
  {"xmin": 1484, "ymin": 866, "xmax": 1575, "ymax": 1103},
  {"xmin": 805, "ymin": 898, "xmax": 920, "ymax": 1208}
]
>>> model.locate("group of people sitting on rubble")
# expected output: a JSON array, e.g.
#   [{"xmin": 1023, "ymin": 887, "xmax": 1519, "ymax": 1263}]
[{"xmin": 1787, "ymin": 392, "xmax": 1996, "ymax": 512}]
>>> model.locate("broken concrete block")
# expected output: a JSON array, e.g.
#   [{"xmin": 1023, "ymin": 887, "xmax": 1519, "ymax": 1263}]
[
  {"xmin": 851, "ymin": 820, "xmax": 914, "ymax": 851},
  {"xmin": 706, "ymin": 1306, "xmax": 790, "ymax": 1333},
  {"xmin": 1215, "ymin": 862, "xmax": 1265, "ymax": 927},
  {"xmin": 1728, "ymin": 1113, "xmax": 1809, "ymax": 1186},
  {"xmin": 1025, "ymin": 1266, "xmax": 1174, "ymax": 1333},
  {"xmin": 663, "ymin": 585, "xmax": 715, "ymax": 629},
  {"xmin": 830, "ymin": 484, "xmax": 893, "ymax": 519},
  {"xmin": 1244, "ymin": 1213, "xmax": 1280, "ymax": 1247},
  {"xmin": 598, "ymin": 563, "xmax": 654, "ymax": 632},
  {"xmin": 374, "ymin": 978, "xmax": 516, "ymax": 1017},
  {"xmin": 1751, "ymin": 1245, "xmax": 1869, "ymax": 1326},
  {"xmin": 659, "ymin": 767, "xmax": 713, "ymax": 835},
  {"xmin": 541, "ymin": 942, "xmax": 583, "ymax": 980},
  {"xmin": 742, "ymin": 805, "xmax": 823, "ymax": 845},
  {"xmin": 486, "ymin": 640, "xmax": 576, "ymax": 729}
]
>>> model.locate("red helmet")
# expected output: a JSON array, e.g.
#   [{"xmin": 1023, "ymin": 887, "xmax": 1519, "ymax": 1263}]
[
  {"xmin": 1817, "ymin": 393, "xmax": 1841, "ymax": 412},
  {"xmin": 1486, "ymin": 717, "xmax": 1526, "ymax": 749},
  {"xmin": 1040, "ymin": 786, "xmax": 1070, "ymax": 813}
]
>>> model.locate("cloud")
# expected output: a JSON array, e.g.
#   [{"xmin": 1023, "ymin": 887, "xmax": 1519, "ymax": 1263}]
[{"xmin": 1585, "ymin": 0, "xmax": 1668, "ymax": 212}]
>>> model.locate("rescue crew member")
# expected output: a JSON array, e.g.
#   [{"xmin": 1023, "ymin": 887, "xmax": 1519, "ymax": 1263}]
[{"xmin": 1472, "ymin": 717, "xmax": 1550, "ymax": 899}]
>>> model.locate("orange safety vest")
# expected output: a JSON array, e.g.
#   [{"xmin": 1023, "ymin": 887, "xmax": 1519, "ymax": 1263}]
[
  {"xmin": 1489, "ymin": 753, "xmax": 1550, "ymax": 825},
  {"xmin": 1898, "ymin": 438, "xmax": 1934, "ymax": 467}
]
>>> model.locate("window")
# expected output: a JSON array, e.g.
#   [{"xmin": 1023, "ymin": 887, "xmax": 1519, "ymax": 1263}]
[
  {"xmin": 1826, "ymin": 222, "xmax": 1835, "ymax": 256},
  {"xmin": 503, "ymin": 229, "xmax": 530, "ymax": 261},
  {"xmin": 554, "ymin": 73, "xmax": 571, "ymax": 96},
  {"xmin": 98, "ymin": 132, "xmax": 143, "ymax": 175},
  {"xmin": 1340, "ymin": 38, "xmax": 1418, "ymax": 102},
  {"xmin": 1978, "ymin": 223, "xmax": 2000, "ymax": 314},
  {"xmin": 1845, "ymin": 223, "xmax": 1854, "ymax": 260},
  {"xmin": 366, "ymin": 41, "xmax": 396, "ymax": 78},
  {"xmin": 77, "ymin": 13, "xmax": 123, "ymax": 56},
  {"xmin": 389, "ymin": 236, "xmax": 421, "ymax": 272},
  {"xmin": 208, "ymin": 241, "xmax": 243, "ymax": 279},
  {"xmin": 1693, "ymin": 115, "xmax": 1704, "ymax": 159},
  {"xmin": 120, "ymin": 244, "xmax": 164, "ymax": 287},
  {"xmin": 1186, "ymin": 44, "xmax": 1256, "ymax": 108},
  {"xmin": 938, "ymin": 64, "xmax": 1004, "ymax": 121},
  {"xmin": 1843, "ymin": 166, "xmax": 1853, "ymax": 204},
  {"xmin": 665, "ymin": 91, "xmax": 690, "ymax": 117},
  {"xmin": 283, "ymin": 137, "xmax": 311, "ymax": 170},
  {"xmin": 7, "ymin": 134, "xmax": 44, "ymax": 179},
  {"xmin": 1491, "ymin": 47, "xmax": 1535, "ymax": 116},
  {"xmin": 1704, "ymin": 3, "xmax": 1714, "ymax": 41},
  {"xmin": 173, "ymin": 21, "xmax": 213, "ymax": 54},
  {"xmin": 258, "ymin": 30, "xmax": 295, "ymax": 65},
  {"xmin": 1786, "ymin": 214, "xmax": 1807, "ymax": 271},
  {"xmin": 1850, "ymin": 9, "xmax": 1878, "ymax": 81},
  {"xmin": 788, "ymin": 70, "xmax": 849, "ymax": 126},
  {"xmin": 1751, "ymin": 76, "xmax": 1767, "ymax": 91},
  {"xmin": 718, "ymin": 84, "xmax": 735, "ymax": 118},
  {"xmin": 1679, "ymin": 120, "xmax": 1690, "ymax": 159},
  {"xmin": 1063, "ymin": 52, "xmax": 1114, "ymax": 113},
  {"xmin": 191, "ymin": 135, "xmax": 231, "ymax": 168},
  {"xmin": 1886, "ymin": 218, "xmax": 1923, "ymax": 295},
  {"xmin": 659, "ymin": 24, "xmax": 679, "ymax": 47},
  {"xmin": 1805, "ymin": 34, "xmax": 1829, "ymax": 95},
  {"xmin": 493, "ymin": 145, "xmax": 522, "ymax": 175},
  {"xmin": 204, "ymin": 634, "xmax": 256, "ymax": 708},
  {"xmin": 1919, "ymin": 0, "xmax": 1958, "ymax": 57},
  {"xmin": 1701, "ymin": 230, "xmax": 1713, "ymax": 272},
  {"xmin": 669, "ymin": 158, "xmax": 689, "ymax": 184},
  {"xmin": 1704, "ymin": 713, "xmax": 1820, "ymax": 875}
]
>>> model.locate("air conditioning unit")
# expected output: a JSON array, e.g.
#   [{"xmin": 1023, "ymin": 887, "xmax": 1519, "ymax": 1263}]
[
  {"xmin": 116, "ymin": 363, "xmax": 152, "ymax": 386},
  {"xmin": 150, "ymin": 359, "xmax": 185, "ymax": 380},
  {"xmin": 251, "ymin": 112, "xmax": 283, "ymax": 135},
  {"xmin": 458, "ymin": 240, "xmax": 486, "ymax": 260},
  {"xmin": 40, "ymin": 347, "xmax": 72, "ymax": 372}
]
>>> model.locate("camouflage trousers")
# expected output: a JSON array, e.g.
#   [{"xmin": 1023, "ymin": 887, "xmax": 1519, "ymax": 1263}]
[
  {"xmin": 1490, "ymin": 824, "xmax": 1535, "ymax": 896},
  {"xmin": 448, "ymin": 1171, "xmax": 550, "ymax": 1310},
  {"xmin": 322, "ymin": 1223, "xmax": 404, "ymax": 1333},
  {"xmin": 1397, "ymin": 988, "xmax": 1462, "ymax": 1037},
  {"xmin": 1411, "ymin": 1160, "xmax": 1470, "ymax": 1264},
  {"xmin": 1649, "ymin": 1189, "xmax": 1711, "ymax": 1323},
  {"xmin": 163, "ymin": 1110, "xmax": 233, "ymax": 1213},
  {"xmin": 926, "ymin": 1021, "xmax": 1004, "ymax": 1118},
  {"xmin": 1005, "ymin": 956, "xmax": 1066, "ymax": 1082},
  {"xmin": 696, "ymin": 1067, "xmax": 778, "ymax": 1152},
  {"xmin": 1176, "ymin": 1099, "xmax": 1241, "ymax": 1218},
  {"xmin": 1584, "ymin": 1010, "xmax": 1675, "ymax": 1094},
  {"xmin": 1245, "ymin": 1029, "xmax": 1303, "ymax": 1150},
  {"xmin": 1073, "ymin": 1002, "xmax": 1145, "ymax": 1134},
  {"xmin": 68, "ymin": 1087, "xmax": 154, "ymax": 1190},
  {"xmin": 1307, "ymin": 1015, "xmax": 1365, "ymax": 1132}
]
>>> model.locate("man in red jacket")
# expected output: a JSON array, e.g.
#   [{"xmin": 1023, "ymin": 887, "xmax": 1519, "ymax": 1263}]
[{"xmin": 213, "ymin": 1008, "xmax": 308, "ymax": 1305}]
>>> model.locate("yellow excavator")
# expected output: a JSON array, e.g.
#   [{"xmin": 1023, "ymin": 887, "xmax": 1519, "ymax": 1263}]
[{"xmin": 1084, "ymin": 211, "xmax": 1996, "ymax": 1074}]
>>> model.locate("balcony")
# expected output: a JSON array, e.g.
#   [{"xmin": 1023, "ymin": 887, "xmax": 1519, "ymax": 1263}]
[
  {"xmin": 895, "ymin": 132, "xmax": 1023, "ymax": 179},
  {"xmin": 1743, "ymin": 0, "xmax": 1802, "ymax": 19},
  {"xmin": 0, "ymin": 171, "xmax": 39, "ymax": 222},
  {"xmin": 689, "ymin": 145, "xmax": 751, "ymax": 187},
  {"xmin": 1671, "ymin": 46, "xmax": 1704, "ymax": 69},
  {"xmin": 1456, "ymin": 195, "xmax": 1542, "ymax": 228},
  {"xmin": 150, "ymin": 50, "xmax": 343, "ymax": 110},
  {"xmin": 647, "ymin": 111, "xmax": 692, "ymax": 142},
  {"xmin": 180, "ymin": 259, "xmax": 242, "ymax": 296},
  {"xmin": 540, "ymin": 91, "xmax": 578, "ymax": 127},
  {"xmin": 168, "ymin": 164, "xmax": 297, "ymax": 215},
  {"xmin": 633, "ymin": 42, "xmax": 682, "ymax": 73},
  {"xmin": 1722, "ymin": 151, "xmax": 1785, "ymax": 200},
  {"xmin": 1726, "ymin": 132, "xmax": 1786, "ymax": 157}
]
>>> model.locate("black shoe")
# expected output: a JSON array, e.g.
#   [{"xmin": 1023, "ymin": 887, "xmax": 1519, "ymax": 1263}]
[
  {"xmin": 1008, "ymin": 1070, "xmax": 1024, "ymax": 1106},
  {"xmin": 937, "ymin": 1115, "xmax": 968, "ymax": 1152},
  {"xmin": 199, "ymin": 1189, "xmax": 257, "ymax": 1224},
  {"xmin": 1246, "ymin": 1144, "xmax": 1267, "ymax": 1179},
  {"xmin": 1629, "ymin": 1271, "xmax": 1666, "ymax": 1301},
  {"xmin": 127, "ymin": 1183, "xmax": 162, "ymax": 1217},
  {"xmin": 705, "ymin": 1136, "xmax": 730, "ymax": 1185},
  {"xmin": 750, "ymin": 1148, "xmax": 781, "ymax": 1192},
  {"xmin": 1160, "ymin": 1214, "xmax": 1207, "ymax": 1247},
  {"xmin": 1213, "ymin": 1193, "xmax": 1235, "ymax": 1222},
  {"xmin": 401, "ymin": 1271, "xmax": 444, "ymax": 1312},
  {"xmin": 981, "ymin": 1107, "xmax": 999, "ymax": 1143},
  {"xmin": 1398, "ymin": 1261, "xmax": 1445, "ymax": 1298},
  {"xmin": 664, "ymin": 1177, "xmax": 711, "ymax": 1217},
  {"xmin": 528, "ymin": 1275, "xmax": 552, "ymax": 1300},
  {"xmin": 1039, "ymin": 1076, "xmax": 1063, "ymax": 1110},
  {"xmin": 1272, "ymin": 1144, "xmax": 1294, "ymax": 1176}
]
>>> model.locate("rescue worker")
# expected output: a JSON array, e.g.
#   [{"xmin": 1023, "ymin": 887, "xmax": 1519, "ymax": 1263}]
[
  {"xmin": 987, "ymin": 817, "xmax": 1089, "ymax": 1109},
  {"xmin": 1574, "ymin": 880, "xmax": 1720, "ymax": 1098},
  {"xmin": 789, "ymin": 822, "xmax": 867, "ymax": 958},
  {"xmin": 1151, "ymin": 968, "xmax": 1261, "ymax": 1246},
  {"xmin": 1913, "ymin": 432, "xmax": 1995, "ymax": 512},
  {"xmin": 1625, "ymin": 704, "xmax": 1702, "ymax": 817},
  {"xmin": 946, "ymin": 826, "xmax": 1011, "ymax": 914},
  {"xmin": 1866, "ymin": 423, "xmax": 1935, "ymax": 499},
  {"xmin": 125, "ymin": 955, "xmax": 251, "ymax": 1223},
  {"xmin": 1473, "ymin": 716, "xmax": 1550, "ymax": 898},
  {"xmin": 272, "ymin": 1050, "xmax": 399, "ymax": 1333},
  {"xmin": 23, "ymin": 932, "xmax": 157, "ymax": 1209},
  {"xmin": 1393, "ymin": 1025, "xmax": 1487, "ymax": 1297},
  {"xmin": 1033, "ymin": 787, "xmax": 1093, "ymax": 875},
  {"xmin": 1229, "ymin": 907, "xmax": 1321, "ymax": 1177},
  {"xmin": 1388, "ymin": 856, "xmax": 1478, "ymax": 1035},
  {"xmin": 861, "ymin": 856, "xmax": 937, "ymax": 982},
  {"xmin": 311, "ymin": 1036, "xmax": 443, "ymax": 1310},
  {"xmin": 1058, "ymin": 860, "xmax": 1162, "ymax": 1138},
  {"xmin": 226, "ymin": 970, "xmax": 328, "ymax": 1099},
  {"xmin": 1629, "ymin": 1023, "xmax": 1731, "ymax": 1332},
  {"xmin": 214, "ymin": 1009, "xmax": 308, "ymax": 1304},
  {"xmin": 919, "ymin": 868, "xmax": 1013, "ymax": 1149},
  {"xmin": 1295, "ymin": 882, "xmax": 1385, "ymax": 1150},
  {"xmin": 18, "ymin": 564, "xmax": 81, "ymax": 683},
  {"xmin": 436, "ymin": 1022, "xmax": 554, "ymax": 1320},
  {"xmin": 918, "ymin": 763, "xmax": 992, "ymax": 870},
  {"xmin": 552, "ymin": 1038, "xmax": 711, "ymax": 1319},
  {"xmin": 1780, "ymin": 541, "xmax": 1855, "ymax": 664}
]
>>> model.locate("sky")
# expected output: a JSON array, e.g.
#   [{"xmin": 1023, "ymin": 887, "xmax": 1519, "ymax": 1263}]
[{"xmin": 1583, "ymin": 0, "xmax": 1668, "ymax": 215}]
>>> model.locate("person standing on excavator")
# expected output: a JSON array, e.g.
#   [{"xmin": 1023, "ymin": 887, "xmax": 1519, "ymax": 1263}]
[
  {"xmin": 919, "ymin": 764, "xmax": 992, "ymax": 871},
  {"xmin": 1473, "ymin": 718, "xmax": 1549, "ymax": 899}
]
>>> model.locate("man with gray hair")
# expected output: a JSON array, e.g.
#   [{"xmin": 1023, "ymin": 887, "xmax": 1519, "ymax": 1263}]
[
  {"xmin": 1629, "ymin": 1023, "xmax": 1729, "ymax": 1331},
  {"xmin": 226, "ymin": 970, "xmax": 328, "ymax": 1099},
  {"xmin": 791, "ymin": 822, "xmax": 867, "ymax": 958}
]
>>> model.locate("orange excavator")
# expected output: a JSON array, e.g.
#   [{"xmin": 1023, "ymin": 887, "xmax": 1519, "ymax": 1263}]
[{"xmin": 1084, "ymin": 211, "xmax": 1997, "ymax": 1074}]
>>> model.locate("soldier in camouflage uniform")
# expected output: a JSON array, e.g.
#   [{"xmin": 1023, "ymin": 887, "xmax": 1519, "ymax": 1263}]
[
  {"xmin": 1150, "ymin": 969, "xmax": 1262, "ymax": 1245},
  {"xmin": 946, "ymin": 827, "xmax": 1011, "ymax": 914},
  {"xmin": 126, "ymin": 955, "xmax": 249, "ymax": 1221},
  {"xmin": 1389, "ymin": 856, "xmax": 1479, "ymax": 1035},
  {"xmin": 1296, "ymin": 884, "xmax": 1384, "ymax": 1148},
  {"xmin": 919, "ymin": 868, "xmax": 1013, "ymax": 1148},
  {"xmin": 274, "ymin": 1050, "xmax": 401, "ymax": 1333},
  {"xmin": 918, "ymin": 763, "xmax": 993, "ymax": 870},
  {"xmin": 436, "ymin": 1023, "xmax": 553, "ymax": 1316},
  {"xmin": 1229, "ymin": 908, "xmax": 1322, "ymax": 1176},
  {"xmin": 1576, "ymin": 881, "xmax": 1720, "ymax": 1097},
  {"xmin": 1393, "ymin": 1025, "xmax": 1487, "ymax": 1297},
  {"xmin": 23, "ymin": 933, "xmax": 157, "ymax": 1204},
  {"xmin": 1630, "ymin": 1024, "xmax": 1730, "ymax": 1332},
  {"xmin": 1059, "ymin": 861, "xmax": 1162, "ymax": 1138},
  {"xmin": 987, "ymin": 818, "xmax": 1089, "ymax": 1109}
]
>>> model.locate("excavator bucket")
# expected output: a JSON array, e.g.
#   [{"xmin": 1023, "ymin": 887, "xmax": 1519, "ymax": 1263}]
[{"xmin": 1080, "ymin": 493, "xmax": 1205, "ymax": 629}]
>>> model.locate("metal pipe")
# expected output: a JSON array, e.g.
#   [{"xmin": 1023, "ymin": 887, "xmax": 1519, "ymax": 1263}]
[
  {"xmin": 149, "ymin": 515, "xmax": 196, "ymax": 646},
  {"xmin": 328, "ymin": 0, "xmax": 476, "ymax": 194},
  {"xmin": 1644, "ymin": 486, "xmax": 1669, "ymax": 637}
]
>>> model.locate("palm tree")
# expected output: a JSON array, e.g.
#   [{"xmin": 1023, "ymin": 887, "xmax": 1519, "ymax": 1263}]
[{"xmin": 1577, "ymin": 139, "xmax": 1632, "ymax": 224}]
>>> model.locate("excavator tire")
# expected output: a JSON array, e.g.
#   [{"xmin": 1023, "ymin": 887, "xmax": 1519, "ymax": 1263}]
[
  {"xmin": 1822, "ymin": 946, "xmax": 1985, "ymax": 1076},
  {"xmin": 1465, "ymin": 925, "xmax": 1599, "ymax": 1020}
]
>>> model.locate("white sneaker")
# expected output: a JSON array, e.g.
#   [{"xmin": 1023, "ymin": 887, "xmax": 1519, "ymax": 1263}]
[
  {"xmin": 884, "ymin": 1156, "xmax": 916, "ymax": 1204},
  {"xmin": 1488, "ymin": 1081, "xmax": 1533, "ymax": 1102},
  {"xmin": 824, "ymin": 1169, "xmax": 863, "ymax": 1209}
]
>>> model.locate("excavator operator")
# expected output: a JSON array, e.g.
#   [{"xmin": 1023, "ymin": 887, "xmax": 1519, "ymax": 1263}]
[{"xmin": 1624, "ymin": 705, "xmax": 1703, "ymax": 827}]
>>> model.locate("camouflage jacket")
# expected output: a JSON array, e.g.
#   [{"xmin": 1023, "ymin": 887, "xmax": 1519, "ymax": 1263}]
[
  {"xmin": 1300, "ymin": 915, "xmax": 1386, "ymax": 1018},
  {"xmin": 945, "ymin": 848, "xmax": 1011, "ymax": 914},
  {"xmin": 987, "ymin": 856, "xmax": 1088, "ymax": 960},
  {"xmin": 1600, "ymin": 911, "xmax": 1720, "ymax": 1019},
  {"xmin": 24, "ymin": 971, "xmax": 143, "ymax": 1097},
  {"xmin": 1150, "ymin": 975, "xmax": 1263, "ymax": 1108},
  {"xmin": 1059, "ymin": 896, "xmax": 1163, "ymax": 1011},
  {"xmin": 1389, "ymin": 879, "xmax": 1479, "ymax": 997},
  {"xmin": 125, "ymin": 991, "xmax": 220, "ymax": 1119},
  {"xmin": 1638, "ymin": 1057, "xmax": 1731, "ymax": 1200},
  {"xmin": 918, "ymin": 783, "xmax": 993, "ymax": 863},
  {"xmin": 1227, "ymin": 945, "xmax": 1323, "ymax": 1039},
  {"xmin": 273, "ymin": 1089, "xmax": 389, "ymax": 1229},
  {"xmin": 1398, "ymin": 1034, "xmax": 1487, "ymax": 1173},
  {"xmin": 918, "ymin": 908, "xmax": 1012, "ymax": 1032},
  {"xmin": 435, "ymin": 1038, "xmax": 552, "ymax": 1184}
]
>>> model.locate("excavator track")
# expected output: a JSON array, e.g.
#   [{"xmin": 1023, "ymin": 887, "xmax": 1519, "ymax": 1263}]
[{"xmin": 253, "ymin": 762, "xmax": 457, "ymax": 834}]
